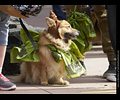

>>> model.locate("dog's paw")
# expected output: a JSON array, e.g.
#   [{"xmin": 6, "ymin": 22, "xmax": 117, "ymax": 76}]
[
  {"xmin": 41, "ymin": 81, "xmax": 49, "ymax": 86},
  {"xmin": 59, "ymin": 80, "xmax": 69, "ymax": 86}
]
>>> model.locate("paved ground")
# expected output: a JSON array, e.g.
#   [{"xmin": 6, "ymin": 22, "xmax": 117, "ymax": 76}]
[
  {"xmin": 0, "ymin": 5, "xmax": 116, "ymax": 94},
  {"xmin": 0, "ymin": 45, "xmax": 116, "ymax": 94}
]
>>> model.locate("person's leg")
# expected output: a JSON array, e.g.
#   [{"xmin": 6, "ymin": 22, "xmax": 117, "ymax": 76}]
[
  {"xmin": 0, "ymin": 10, "xmax": 10, "ymax": 73},
  {"xmin": 93, "ymin": 5, "xmax": 116, "ymax": 62},
  {"xmin": 106, "ymin": 5, "xmax": 116, "ymax": 82},
  {"xmin": 106, "ymin": 5, "xmax": 116, "ymax": 57},
  {"xmin": 0, "ymin": 10, "xmax": 16, "ymax": 90},
  {"xmin": 0, "ymin": 46, "xmax": 7, "ymax": 71},
  {"xmin": 52, "ymin": 5, "xmax": 66, "ymax": 20},
  {"xmin": 93, "ymin": 5, "xmax": 116, "ymax": 82},
  {"xmin": 0, "ymin": 49, "xmax": 17, "ymax": 91}
]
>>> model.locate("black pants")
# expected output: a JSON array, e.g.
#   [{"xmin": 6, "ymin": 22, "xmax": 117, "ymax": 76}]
[{"xmin": 106, "ymin": 5, "xmax": 116, "ymax": 58}]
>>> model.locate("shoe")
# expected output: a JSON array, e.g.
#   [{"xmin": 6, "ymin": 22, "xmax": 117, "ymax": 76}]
[
  {"xmin": 106, "ymin": 75, "xmax": 116, "ymax": 82},
  {"xmin": 0, "ymin": 74, "xmax": 16, "ymax": 91},
  {"xmin": 103, "ymin": 61, "xmax": 116, "ymax": 78}
]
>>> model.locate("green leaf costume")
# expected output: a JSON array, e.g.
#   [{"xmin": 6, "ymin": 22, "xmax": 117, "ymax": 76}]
[
  {"xmin": 10, "ymin": 29, "xmax": 86, "ymax": 79},
  {"xmin": 67, "ymin": 5, "xmax": 96, "ymax": 55},
  {"xmin": 10, "ymin": 6, "xmax": 95, "ymax": 79}
]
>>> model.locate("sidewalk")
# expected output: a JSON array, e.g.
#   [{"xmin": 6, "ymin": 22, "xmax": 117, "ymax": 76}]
[{"xmin": 0, "ymin": 45, "xmax": 116, "ymax": 94}]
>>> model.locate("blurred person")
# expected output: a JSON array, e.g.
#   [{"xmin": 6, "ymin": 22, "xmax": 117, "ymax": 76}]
[
  {"xmin": 105, "ymin": 5, "xmax": 116, "ymax": 81},
  {"xmin": 52, "ymin": 5, "xmax": 66, "ymax": 20},
  {"xmin": 106, "ymin": 5, "xmax": 116, "ymax": 57},
  {"xmin": 64, "ymin": 5, "xmax": 116, "ymax": 82},
  {"xmin": 0, "ymin": 5, "xmax": 43, "ymax": 90},
  {"xmin": 94, "ymin": 5, "xmax": 116, "ymax": 82}
]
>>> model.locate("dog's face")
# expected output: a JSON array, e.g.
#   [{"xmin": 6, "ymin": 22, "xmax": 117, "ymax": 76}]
[
  {"xmin": 46, "ymin": 17, "xmax": 79, "ymax": 40},
  {"xmin": 58, "ymin": 20, "xmax": 80, "ymax": 40}
]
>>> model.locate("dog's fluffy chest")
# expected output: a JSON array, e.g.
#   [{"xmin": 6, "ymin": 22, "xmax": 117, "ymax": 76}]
[
  {"xmin": 46, "ymin": 60, "xmax": 65, "ymax": 80},
  {"xmin": 37, "ymin": 41, "xmax": 65, "ymax": 81}
]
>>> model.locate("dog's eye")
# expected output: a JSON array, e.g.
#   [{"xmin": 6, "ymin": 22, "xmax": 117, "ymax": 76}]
[{"xmin": 68, "ymin": 26, "xmax": 71, "ymax": 28}]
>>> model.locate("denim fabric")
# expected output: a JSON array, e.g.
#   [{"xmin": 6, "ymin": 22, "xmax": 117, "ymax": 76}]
[{"xmin": 0, "ymin": 11, "xmax": 10, "ymax": 45}]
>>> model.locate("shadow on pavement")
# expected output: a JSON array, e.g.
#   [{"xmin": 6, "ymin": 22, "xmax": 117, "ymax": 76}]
[{"xmin": 68, "ymin": 75, "xmax": 113, "ymax": 83}]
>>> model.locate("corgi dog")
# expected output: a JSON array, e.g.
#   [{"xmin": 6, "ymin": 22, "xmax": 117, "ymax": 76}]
[{"xmin": 19, "ymin": 10, "xmax": 79, "ymax": 85}]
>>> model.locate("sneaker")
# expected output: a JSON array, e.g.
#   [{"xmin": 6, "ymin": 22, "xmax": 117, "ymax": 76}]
[
  {"xmin": 0, "ymin": 74, "xmax": 16, "ymax": 91},
  {"xmin": 106, "ymin": 75, "xmax": 116, "ymax": 82},
  {"xmin": 103, "ymin": 61, "xmax": 116, "ymax": 78}
]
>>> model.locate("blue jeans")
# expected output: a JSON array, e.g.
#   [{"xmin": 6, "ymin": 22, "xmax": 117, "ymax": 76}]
[
  {"xmin": 52, "ymin": 5, "xmax": 66, "ymax": 20},
  {"xmin": 0, "ymin": 11, "xmax": 10, "ymax": 45}
]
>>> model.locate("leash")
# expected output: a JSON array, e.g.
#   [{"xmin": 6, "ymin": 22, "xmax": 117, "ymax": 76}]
[{"xmin": 19, "ymin": 18, "xmax": 38, "ymax": 51}]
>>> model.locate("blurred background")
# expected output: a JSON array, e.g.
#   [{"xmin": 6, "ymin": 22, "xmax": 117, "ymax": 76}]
[{"xmin": 24, "ymin": 5, "xmax": 53, "ymax": 28}]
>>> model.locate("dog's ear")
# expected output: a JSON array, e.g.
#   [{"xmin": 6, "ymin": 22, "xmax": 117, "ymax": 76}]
[{"xmin": 46, "ymin": 17, "xmax": 56, "ymax": 27}]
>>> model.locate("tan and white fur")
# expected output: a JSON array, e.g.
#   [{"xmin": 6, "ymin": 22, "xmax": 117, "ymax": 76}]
[{"xmin": 19, "ymin": 12, "xmax": 79, "ymax": 86}]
